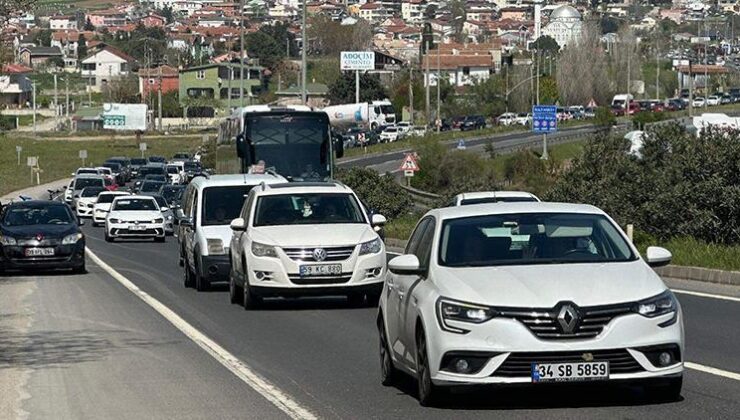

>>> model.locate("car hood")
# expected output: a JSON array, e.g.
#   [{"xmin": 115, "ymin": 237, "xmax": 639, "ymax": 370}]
[
  {"xmin": 252, "ymin": 224, "xmax": 375, "ymax": 248},
  {"xmin": 433, "ymin": 260, "xmax": 665, "ymax": 308},
  {"xmin": 200, "ymin": 225, "xmax": 233, "ymax": 245},
  {"xmin": 108, "ymin": 210, "xmax": 162, "ymax": 221},
  {"xmin": 94, "ymin": 203, "xmax": 112, "ymax": 211},
  {"xmin": 1, "ymin": 223, "xmax": 78, "ymax": 239}
]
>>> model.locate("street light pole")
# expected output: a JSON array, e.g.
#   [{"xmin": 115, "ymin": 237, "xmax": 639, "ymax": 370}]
[
  {"xmin": 425, "ymin": 40, "xmax": 430, "ymax": 124},
  {"xmin": 240, "ymin": 0, "xmax": 245, "ymax": 107},
  {"xmin": 436, "ymin": 42, "xmax": 440, "ymax": 133},
  {"xmin": 301, "ymin": 0, "xmax": 307, "ymax": 105}
]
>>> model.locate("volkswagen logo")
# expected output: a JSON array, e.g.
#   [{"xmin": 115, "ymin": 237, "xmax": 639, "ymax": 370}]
[
  {"xmin": 557, "ymin": 304, "xmax": 580, "ymax": 334},
  {"xmin": 582, "ymin": 352, "xmax": 594, "ymax": 362},
  {"xmin": 312, "ymin": 248, "xmax": 327, "ymax": 262}
]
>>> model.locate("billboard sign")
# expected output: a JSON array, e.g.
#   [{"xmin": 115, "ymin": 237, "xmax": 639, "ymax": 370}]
[
  {"xmin": 341, "ymin": 51, "xmax": 375, "ymax": 71},
  {"xmin": 103, "ymin": 103, "xmax": 147, "ymax": 131}
]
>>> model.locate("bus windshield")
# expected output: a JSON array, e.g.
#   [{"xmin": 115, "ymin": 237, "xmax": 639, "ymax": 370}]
[{"xmin": 244, "ymin": 113, "xmax": 330, "ymax": 181}]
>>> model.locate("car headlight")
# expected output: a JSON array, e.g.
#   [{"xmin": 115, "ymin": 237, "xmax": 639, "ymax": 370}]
[
  {"xmin": 108, "ymin": 218, "xmax": 121, "ymax": 224},
  {"xmin": 153, "ymin": 218, "xmax": 164, "ymax": 224},
  {"xmin": 251, "ymin": 242, "xmax": 277, "ymax": 258},
  {"xmin": 359, "ymin": 237, "xmax": 382, "ymax": 255},
  {"xmin": 0, "ymin": 235, "xmax": 17, "ymax": 246},
  {"xmin": 437, "ymin": 298, "xmax": 497, "ymax": 334},
  {"xmin": 62, "ymin": 233, "xmax": 83, "ymax": 245},
  {"xmin": 207, "ymin": 238, "xmax": 225, "ymax": 255},
  {"xmin": 166, "ymin": 215, "xmax": 173, "ymax": 220},
  {"xmin": 635, "ymin": 290, "xmax": 678, "ymax": 319}
]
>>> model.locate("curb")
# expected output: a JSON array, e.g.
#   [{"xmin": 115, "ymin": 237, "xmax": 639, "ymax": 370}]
[{"xmin": 382, "ymin": 238, "xmax": 740, "ymax": 286}]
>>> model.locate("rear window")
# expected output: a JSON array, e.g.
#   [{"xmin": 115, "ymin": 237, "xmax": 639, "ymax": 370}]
[
  {"xmin": 113, "ymin": 198, "xmax": 158, "ymax": 211},
  {"xmin": 74, "ymin": 178, "xmax": 104, "ymax": 189}
]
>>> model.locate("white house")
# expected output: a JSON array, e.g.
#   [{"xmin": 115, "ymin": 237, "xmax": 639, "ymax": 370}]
[
  {"xmin": 268, "ymin": 4, "xmax": 299, "ymax": 18},
  {"xmin": 401, "ymin": 0, "xmax": 427, "ymax": 24},
  {"xmin": 49, "ymin": 15, "xmax": 77, "ymax": 30},
  {"xmin": 421, "ymin": 54, "xmax": 496, "ymax": 87},
  {"xmin": 80, "ymin": 45, "xmax": 135, "ymax": 92},
  {"xmin": 359, "ymin": 2, "xmax": 392, "ymax": 22}
]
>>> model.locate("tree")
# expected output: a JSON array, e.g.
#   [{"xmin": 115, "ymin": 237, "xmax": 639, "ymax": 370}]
[
  {"xmin": 449, "ymin": 0, "xmax": 467, "ymax": 42},
  {"xmin": 160, "ymin": 5, "xmax": 174, "ymax": 24},
  {"xmin": 531, "ymin": 36, "xmax": 559, "ymax": 54},
  {"xmin": 34, "ymin": 29, "xmax": 52, "ymax": 47},
  {"xmin": 245, "ymin": 31, "xmax": 284, "ymax": 69},
  {"xmin": 0, "ymin": 0, "xmax": 35, "ymax": 24},
  {"xmin": 327, "ymin": 72, "xmax": 387, "ymax": 104},
  {"xmin": 424, "ymin": 4, "xmax": 437, "ymax": 21},
  {"xmin": 538, "ymin": 75, "xmax": 559, "ymax": 105},
  {"xmin": 600, "ymin": 16, "xmax": 620, "ymax": 34},
  {"xmin": 335, "ymin": 167, "xmax": 412, "ymax": 219},
  {"xmin": 259, "ymin": 22, "xmax": 297, "ymax": 57},
  {"xmin": 83, "ymin": 17, "xmax": 94, "ymax": 31},
  {"xmin": 556, "ymin": 22, "xmax": 613, "ymax": 105},
  {"xmin": 308, "ymin": 15, "xmax": 372, "ymax": 56},
  {"xmin": 77, "ymin": 34, "xmax": 87, "ymax": 59},
  {"xmin": 105, "ymin": 75, "xmax": 139, "ymax": 103},
  {"xmin": 145, "ymin": 90, "xmax": 183, "ymax": 117},
  {"xmin": 594, "ymin": 106, "xmax": 616, "ymax": 128}
]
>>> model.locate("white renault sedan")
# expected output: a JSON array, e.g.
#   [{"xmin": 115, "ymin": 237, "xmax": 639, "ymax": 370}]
[
  {"xmin": 378, "ymin": 203, "xmax": 683, "ymax": 406},
  {"xmin": 105, "ymin": 196, "xmax": 166, "ymax": 242}
]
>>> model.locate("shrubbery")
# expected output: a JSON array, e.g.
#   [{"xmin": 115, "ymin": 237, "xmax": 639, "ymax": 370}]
[
  {"xmin": 335, "ymin": 167, "xmax": 413, "ymax": 219},
  {"xmin": 546, "ymin": 124, "xmax": 740, "ymax": 244}
]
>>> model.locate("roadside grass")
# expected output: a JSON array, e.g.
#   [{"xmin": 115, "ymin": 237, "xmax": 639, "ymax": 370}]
[
  {"xmin": 0, "ymin": 135, "xmax": 203, "ymax": 196},
  {"xmin": 384, "ymin": 212, "xmax": 422, "ymax": 242},
  {"xmin": 489, "ymin": 140, "xmax": 585, "ymax": 178},
  {"xmin": 635, "ymin": 235, "xmax": 740, "ymax": 272}
]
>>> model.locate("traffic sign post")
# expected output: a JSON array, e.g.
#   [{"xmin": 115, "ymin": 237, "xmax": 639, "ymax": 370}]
[
  {"xmin": 79, "ymin": 149, "xmax": 87, "ymax": 167},
  {"xmin": 399, "ymin": 153, "xmax": 420, "ymax": 187},
  {"xmin": 532, "ymin": 105, "xmax": 557, "ymax": 160},
  {"xmin": 139, "ymin": 142, "xmax": 147, "ymax": 158},
  {"xmin": 16, "ymin": 145, "xmax": 21, "ymax": 166}
]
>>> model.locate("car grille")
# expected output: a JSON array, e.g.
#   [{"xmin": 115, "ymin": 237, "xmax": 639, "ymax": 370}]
[
  {"xmin": 288, "ymin": 274, "xmax": 352, "ymax": 285},
  {"xmin": 493, "ymin": 349, "xmax": 644, "ymax": 377},
  {"xmin": 111, "ymin": 228, "xmax": 163, "ymax": 236},
  {"xmin": 282, "ymin": 246, "xmax": 355, "ymax": 262},
  {"xmin": 17, "ymin": 238, "xmax": 61, "ymax": 246},
  {"xmin": 497, "ymin": 302, "xmax": 634, "ymax": 340}
]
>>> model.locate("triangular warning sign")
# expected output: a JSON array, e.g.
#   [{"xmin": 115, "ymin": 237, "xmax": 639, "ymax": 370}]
[{"xmin": 399, "ymin": 153, "xmax": 420, "ymax": 172}]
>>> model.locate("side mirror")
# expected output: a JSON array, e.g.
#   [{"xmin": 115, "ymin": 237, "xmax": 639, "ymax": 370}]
[
  {"xmin": 388, "ymin": 254, "xmax": 424, "ymax": 276},
  {"xmin": 161, "ymin": 207, "xmax": 169, "ymax": 212},
  {"xmin": 646, "ymin": 246, "xmax": 672, "ymax": 268},
  {"xmin": 179, "ymin": 217, "xmax": 193, "ymax": 228},
  {"xmin": 230, "ymin": 217, "xmax": 246, "ymax": 231},
  {"xmin": 371, "ymin": 214, "xmax": 387, "ymax": 226}
]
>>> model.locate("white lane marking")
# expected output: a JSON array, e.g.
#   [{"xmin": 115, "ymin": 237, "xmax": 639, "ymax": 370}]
[
  {"xmin": 685, "ymin": 362, "xmax": 740, "ymax": 381},
  {"xmin": 86, "ymin": 248, "xmax": 317, "ymax": 420},
  {"xmin": 672, "ymin": 289, "xmax": 740, "ymax": 303}
]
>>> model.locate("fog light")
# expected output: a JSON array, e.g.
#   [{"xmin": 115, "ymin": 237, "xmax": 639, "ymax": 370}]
[
  {"xmin": 658, "ymin": 352, "xmax": 672, "ymax": 366},
  {"xmin": 255, "ymin": 271, "xmax": 265, "ymax": 280},
  {"xmin": 455, "ymin": 358, "xmax": 470, "ymax": 373},
  {"xmin": 372, "ymin": 267, "xmax": 382, "ymax": 276}
]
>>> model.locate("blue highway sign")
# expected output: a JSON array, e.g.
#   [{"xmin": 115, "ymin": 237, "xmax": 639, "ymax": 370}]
[{"xmin": 532, "ymin": 105, "xmax": 557, "ymax": 134}]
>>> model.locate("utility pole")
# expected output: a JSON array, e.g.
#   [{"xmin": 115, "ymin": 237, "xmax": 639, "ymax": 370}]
[
  {"xmin": 240, "ymin": 0, "xmax": 245, "ymax": 107},
  {"xmin": 655, "ymin": 41, "xmax": 660, "ymax": 100},
  {"xmin": 65, "ymin": 77, "xmax": 69, "ymax": 122},
  {"xmin": 409, "ymin": 66, "xmax": 414, "ymax": 125},
  {"xmin": 355, "ymin": 70, "xmax": 360, "ymax": 103},
  {"xmin": 227, "ymin": 65, "xmax": 232, "ymax": 110},
  {"xmin": 704, "ymin": 45, "xmax": 708, "ymax": 108},
  {"xmin": 436, "ymin": 41, "xmax": 440, "ymax": 133},
  {"xmin": 32, "ymin": 81, "xmax": 36, "ymax": 134},
  {"xmin": 301, "ymin": 0, "xmax": 307, "ymax": 105},
  {"xmin": 688, "ymin": 60, "xmax": 694, "ymax": 117},
  {"xmin": 626, "ymin": 44, "xmax": 631, "ymax": 121},
  {"xmin": 425, "ymin": 40, "xmax": 430, "ymax": 124},
  {"xmin": 53, "ymin": 73, "xmax": 58, "ymax": 122},
  {"xmin": 157, "ymin": 64, "xmax": 163, "ymax": 131},
  {"xmin": 536, "ymin": 50, "xmax": 540, "ymax": 105},
  {"xmin": 530, "ymin": 50, "xmax": 534, "ymax": 109}
]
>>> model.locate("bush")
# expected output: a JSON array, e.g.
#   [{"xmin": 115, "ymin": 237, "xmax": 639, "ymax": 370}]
[
  {"xmin": 335, "ymin": 167, "xmax": 413, "ymax": 219},
  {"xmin": 0, "ymin": 115, "xmax": 16, "ymax": 131},
  {"xmin": 594, "ymin": 106, "xmax": 616, "ymax": 128},
  {"xmin": 545, "ymin": 124, "xmax": 740, "ymax": 245},
  {"xmin": 632, "ymin": 111, "xmax": 666, "ymax": 129}
]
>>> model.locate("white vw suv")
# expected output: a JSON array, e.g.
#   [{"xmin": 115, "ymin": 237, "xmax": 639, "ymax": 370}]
[
  {"xmin": 378, "ymin": 203, "xmax": 683, "ymax": 406},
  {"xmin": 228, "ymin": 182, "xmax": 387, "ymax": 308},
  {"xmin": 105, "ymin": 196, "xmax": 166, "ymax": 242}
]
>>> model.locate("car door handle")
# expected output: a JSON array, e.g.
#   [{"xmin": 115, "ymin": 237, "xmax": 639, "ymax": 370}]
[
  {"xmin": 386, "ymin": 279, "xmax": 395, "ymax": 290},
  {"xmin": 397, "ymin": 289, "xmax": 405, "ymax": 300}
]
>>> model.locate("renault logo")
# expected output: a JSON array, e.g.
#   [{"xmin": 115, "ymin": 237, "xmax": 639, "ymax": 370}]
[
  {"xmin": 557, "ymin": 304, "xmax": 579, "ymax": 334},
  {"xmin": 312, "ymin": 248, "xmax": 327, "ymax": 262}
]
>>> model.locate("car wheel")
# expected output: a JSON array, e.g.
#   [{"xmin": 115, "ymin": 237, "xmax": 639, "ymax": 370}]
[
  {"xmin": 178, "ymin": 245, "xmax": 185, "ymax": 267},
  {"xmin": 347, "ymin": 293, "xmax": 365, "ymax": 307},
  {"xmin": 72, "ymin": 260, "xmax": 86, "ymax": 275},
  {"xmin": 92, "ymin": 221, "xmax": 99, "ymax": 227},
  {"xmin": 155, "ymin": 236, "xmax": 165, "ymax": 243},
  {"xmin": 104, "ymin": 231, "xmax": 113, "ymax": 242},
  {"xmin": 243, "ymin": 282, "xmax": 262, "ymax": 310},
  {"xmin": 378, "ymin": 316, "xmax": 399, "ymax": 386},
  {"xmin": 416, "ymin": 328, "xmax": 442, "ymax": 407},
  {"xmin": 229, "ymin": 268, "xmax": 244, "ymax": 305},
  {"xmin": 194, "ymin": 257, "xmax": 210, "ymax": 291},
  {"xmin": 183, "ymin": 260, "xmax": 195, "ymax": 288},
  {"xmin": 650, "ymin": 376, "xmax": 683, "ymax": 402},
  {"xmin": 366, "ymin": 290, "xmax": 382, "ymax": 307}
]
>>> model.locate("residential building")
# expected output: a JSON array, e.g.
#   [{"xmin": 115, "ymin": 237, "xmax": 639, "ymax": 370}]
[
  {"xmin": 86, "ymin": 10, "xmax": 127, "ymax": 27},
  {"xmin": 359, "ymin": 2, "xmax": 392, "ymax": 22},
  {"xmin": 676, "ymin": 64, "xmax": 729, "ymax": 92},
  {"xmin": 269, "ymin": 4, "xmax": 299, "ymax": 18},
  {"xmin": 142, "ymin": 14, "xmax": 167, "ymax": 27},
  {"xmin": 401, "ymin": 0, "xmax": 427, "ymax": 24},
  {"xmin": 422, "ymin": 54, "xmax": 496, "ymax": 87},
  {"xmin": 51, "ymin": 31, "xmax": 94, "ymax": 58},
  {"xmin": 18, "ymin": 46, "xmax": 64, "ymax": 69},
  {"xmin": 179, "ymin": 63, "xmax": 264, "ymax": 112},
  {"xmin": 49, "ymin": 15, "xmax": 78, "ymax": 30},
  {"xmin": 0, "ymin": 64, "xmax": 33, "ymax": 107},
  {"xmin": 138, "ymin": 65, "xmax": 180, "ymax": 99},
  {"xmin": 80, "ymin": 45, "xmax": 135, "ymax": 92},
  {"xmin": 499, "ymin": 7, "xmax": 529, "ymax": 21},
  {"xmin": 542, "ymin": 5, "xmax": 582, "ymax": 49}
]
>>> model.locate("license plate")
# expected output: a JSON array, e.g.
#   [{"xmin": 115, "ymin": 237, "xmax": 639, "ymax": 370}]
[
  {"xmin": 129, "ymin": 224, "xmax": 146, "ymax": 231},
  {"xmin": 299, "ymin": 264, "xmax": 342, "ymax": 277},
  {"xmin": 25, "ymin": 248, "xmax": 55, "ymax": 257},
  {"xmin": 532, "ymin": 361, "xmax": 609, "ymax": 383}
]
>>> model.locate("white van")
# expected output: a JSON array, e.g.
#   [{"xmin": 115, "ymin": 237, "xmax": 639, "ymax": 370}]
[{"xmin": 612, "ymin": 94, "xmax": 634, "ymax": 108}]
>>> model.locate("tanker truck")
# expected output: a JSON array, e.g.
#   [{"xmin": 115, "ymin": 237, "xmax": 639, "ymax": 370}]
[{"xmin": 322, "ymin": 100, "xmax": 396, "ymax": 131}]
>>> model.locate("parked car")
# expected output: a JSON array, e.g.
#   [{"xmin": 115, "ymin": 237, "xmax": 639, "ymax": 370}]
[
  {"xmin": 666, "ymin": 99, "xmax": 685, "ymax": 111},
  {"xmin": 515, "ymin": 113, "xmax": 532, "ymax": 126},
  {"xmin": 584, "ymin": 107, "xmax": 596, "ymax": 118},
  {"xmin": 228, "ymin": 181, "xmax": 387, "ymax": 308},
  {"xmin": 721, "ymin": 94, "xmax": 732, "ymax": 104},
  {"xmin": 706, "ymin": 95, "xmax": 721, "ymax": 106},
  {"xmin": 378, "ymin": 203, "xmax": 683, "ymax": 405},
  {"xmin": 496, "ymin": 112, "xmax": 517, "ymax": 126},
  {"xmin": 396, "ymin": 121, "xmax": 412, "ymax": 136},
  {"xmin": 379, "ymin": 126, "xmax": 400, "ymax": 142},
  {"xmin": 460, "ymin": 115, "xmax": 486, "ymax": 131},
  {"xmin": 610, "ymin": 104, "xmax": 626, "ymax": 117},
  {"xmin": 692, "ymin": 97, "xmax": 706, "ymax": 107},
  {"xmin": 0, "ymin": 200, "xmax": 86, "ymax": 274}
]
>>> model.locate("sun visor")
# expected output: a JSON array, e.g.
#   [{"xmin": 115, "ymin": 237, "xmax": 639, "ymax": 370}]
[{"xmin": 545, "ymin": 222, "xmax": 593, "ymax": 238}]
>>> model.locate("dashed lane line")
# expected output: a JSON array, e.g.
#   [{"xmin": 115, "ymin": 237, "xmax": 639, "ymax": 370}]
[
  {"xmin": 672, "ymin": 289, "xmax": 740, "ymax": 303},
  {"xmin": 86, "ymin": 247, "xmax": 318, "ymax": 420},
  {"xmin": 685, "ymin": 362, "xmax": 740, "ymax": 382}
]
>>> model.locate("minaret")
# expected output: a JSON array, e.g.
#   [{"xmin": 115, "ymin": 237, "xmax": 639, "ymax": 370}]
[{"xmin": 534, "ymin": 0, "xmax": 543, "ymax": 41}]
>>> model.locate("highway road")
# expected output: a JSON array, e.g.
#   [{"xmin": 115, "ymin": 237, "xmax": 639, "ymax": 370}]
[{"xmin": 4, "ymin": 224, "xmax": 730, "ymax": 419}]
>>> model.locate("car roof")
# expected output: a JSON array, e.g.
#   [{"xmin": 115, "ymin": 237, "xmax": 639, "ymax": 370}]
[
  {"xmin": 75, "ymin": 174, "xmax": 104, "ymax": 180},
  {"xmin": 112, "ymin": 195, "xmax": 156, "ymax": 201},
  {"xmin": 456, "ymin": 191, "xmax": 538, "ymax": 200},
  {"xmin": 189, "ymin": 173, "xmax": 288, "ymax": 189},
  {"xmin": 256, "ymin": 181, "xmax": 353, "ymax": 196},
  {"xmin": 428, "ymin": 202, "xmax": 606, "ymax": 221},
  {"xmin": 99, "ymin": 191, "xmax": 130, "ymax": 195},
  {"xmin": 5, "ymin": 200, "xmax": 66, "ymax": 208}
]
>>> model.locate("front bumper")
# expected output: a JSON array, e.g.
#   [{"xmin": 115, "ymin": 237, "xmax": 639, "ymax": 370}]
[
  {"xmin": 93, "ymin": 209, "xmax": 108, "ymax": 224},
  {"xmin": 107, "ymin": 222, "xmax": 165, "ymax": 238},
  {"xmin": 246, "ymin": 246, "xmax": 386, "ymax": 295},
  {"xmin": 199, "ymin": 254, "xmax": 230, "ymax": 283},
  {"xmin": 77, "ymin": 204, "xmax": 94, "ymax": 217},
  {"xmin": 0, "ymin": 242, "xmax": 85, "ymax": 271},
  {"xmin": 421, "ymin": 309, "xmax": 684, "ymax": 385}
]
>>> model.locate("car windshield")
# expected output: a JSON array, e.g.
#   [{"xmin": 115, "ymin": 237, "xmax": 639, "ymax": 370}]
[
  {"xmin": 103, "ymin": 163, "xmax": 121, "ymax": 171},
  {"xmin": 131, "ymin": 158, "xmax": 146, "ymax": 165},
  {"xmin": 438, "ymin": 213, "xmax": 636, "ymax": 267},
  {"xmin": 113, "ymin": 198, "xmax": 157, "ymax": 211},
  {"xmin": 254, "ymin": 193, "xmax": 366, "ymax": 226},
  {"xmin": 81, "ymin": 187, "xmax": 105, "ymax": 198},
  {"xmin": 152, "ymin": 195, "xmax": 168, "ymax": 209},
  {"xmin": 97, "ymin": 194, "xmax": 125, "ymax": 204},
  {"xmin": 77, "ymin": 169, "xmax": 98, "ymax": 175},
  {"xmin": 184, "ymin": 162, "xmax": 201, "ymax": 171},
  {"xmin": 201, "ymin": 185, "xmax": 255, "ymax": 226},
  {"xmin": 2, "ymin": 204, "xmax": 74, "ymax": 226},
  {"xmin": 166, "ymin": 166, "xmax": 179, "ymax": 174},
  {"xmin": 160, "ymin": 187, "xmax": 184, "ymax": 203},
  {"xmin": 74, "ymin": 178, "xmax": 104, "ymax": 189},
  {"xmin": 141, "ymin": 181, "xmax": 165, "ymax": 193}
]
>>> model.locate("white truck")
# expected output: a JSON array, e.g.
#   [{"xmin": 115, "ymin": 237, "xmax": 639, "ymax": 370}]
[
  {"xmin": 611, "ymin": 94, "xmax": 634, "ymax": 109},
  {"xmin": 691, "ymin": 113, "xmax": 740, "ymax": 136},
  {"xmin": 322, "ymin": 100, "xmax": 396, "ymax": 130}
]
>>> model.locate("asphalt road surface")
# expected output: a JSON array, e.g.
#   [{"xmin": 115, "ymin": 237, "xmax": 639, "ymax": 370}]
[{"xmin": 24, "ymin": 224, "xmax": 731, "ymax": 419}]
